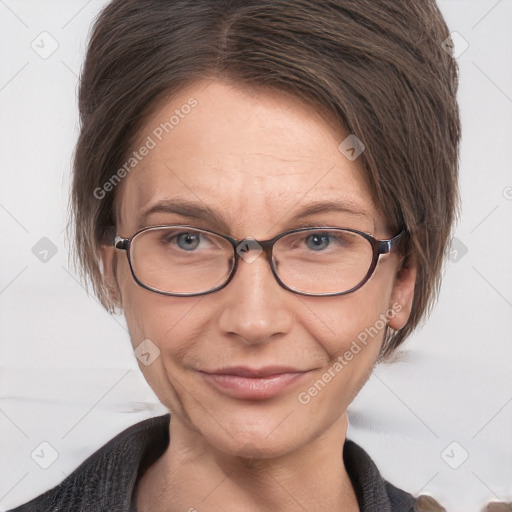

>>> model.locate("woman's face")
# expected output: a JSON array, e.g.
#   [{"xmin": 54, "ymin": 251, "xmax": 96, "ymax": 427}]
[{"xmin": 102, "ymin": 79, "xmax": 415, "ymax": 458}]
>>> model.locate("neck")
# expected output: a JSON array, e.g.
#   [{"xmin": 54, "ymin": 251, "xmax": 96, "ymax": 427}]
[{"xmin": 136, "ymin": 413, "xmax": 359, "ymax": 512}]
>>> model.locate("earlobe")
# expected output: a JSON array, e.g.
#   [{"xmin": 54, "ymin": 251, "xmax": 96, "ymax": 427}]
[
  {"xmin": 388, "ymin": 256, "xmax": 417, "ymax": 331},
  {"xmin": 99, "ymin": 244, "xmax": 123, "ymax": 309}
]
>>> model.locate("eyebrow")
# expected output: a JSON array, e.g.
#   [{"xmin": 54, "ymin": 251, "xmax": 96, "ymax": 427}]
[
  {"xmin": 289, "ymin": 201, "xmax": 372, "ymax": 223},
  {"xmin": 137, "ymin": 198, "xmax": 374, "ymax": 232},
  {"xmin": 137, "ymin": 199, "xmax": 230, "ymax": 232}
]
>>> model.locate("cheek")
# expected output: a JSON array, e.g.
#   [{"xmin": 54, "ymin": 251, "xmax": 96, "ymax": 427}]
[
  {"xmin": 305, "ymin": 277, "xmax": 395, "ymax": 361},
  {"xmin": 122, "ymin": 292, "xmax": 202, "ymax": 351},
  {"xmin": 295, "ymin": 280, "xmax": 396, "ymax": 415},
  {"xmin": 115, "ymin": 255, "xmax": 203, "ymax": 363},
  {"xmin": 300, "ymin": 268, "xmax": 397, "ymax": 393},
  {"xmin": 120, "ymin": 289, "xmax": 207, "ymax": 413}
]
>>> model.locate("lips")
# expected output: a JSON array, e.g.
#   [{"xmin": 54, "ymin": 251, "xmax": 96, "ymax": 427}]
[
  {"xmin": 198, "ymin": 366, "xmax": 311, "ymax": 400},
  {"xmin": 203, "ymin": 366, "xmax": 307, "ymax": 378}
]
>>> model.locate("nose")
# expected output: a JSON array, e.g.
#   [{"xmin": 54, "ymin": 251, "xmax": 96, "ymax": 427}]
[{"xmin": 217, "ymin": 250, "xmax": 294, "ymax": 345}]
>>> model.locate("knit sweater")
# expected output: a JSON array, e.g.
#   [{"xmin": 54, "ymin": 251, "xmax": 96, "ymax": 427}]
[{"xmin": 9, "ymin": 414, "xmax": 423, "ymax": 512}]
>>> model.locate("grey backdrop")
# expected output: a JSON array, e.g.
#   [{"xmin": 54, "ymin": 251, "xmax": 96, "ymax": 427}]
[{"xmin": 1, "ymin": 1, "xmax": 511, "ymax": 511}]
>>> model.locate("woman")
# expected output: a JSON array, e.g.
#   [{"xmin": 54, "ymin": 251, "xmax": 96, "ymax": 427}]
[{"xmin": 10, "ymin": 0, "xmax": 459, "ymax": 510}]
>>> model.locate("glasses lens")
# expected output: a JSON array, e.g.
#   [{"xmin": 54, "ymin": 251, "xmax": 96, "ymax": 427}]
[
  {"xmin": 273, "ymin": 229, "xmax": 374, "ymax": 294},
  {"xmin": 130, "ymin": 227, "xmax": 234, "ymax": 294}
]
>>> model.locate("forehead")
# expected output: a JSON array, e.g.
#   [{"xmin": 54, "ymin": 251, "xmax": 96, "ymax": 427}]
[{"xmin": 117, "ymin": 79, "xmax": 380, "ymax": 236}]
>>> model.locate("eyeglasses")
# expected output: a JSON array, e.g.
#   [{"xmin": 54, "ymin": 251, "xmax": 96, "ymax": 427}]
[{"xmin": 112, "ymin": 224, "xmax": 407, "ymax": 297}]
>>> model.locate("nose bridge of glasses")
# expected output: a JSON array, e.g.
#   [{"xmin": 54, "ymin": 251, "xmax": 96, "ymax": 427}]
[{"xmin": 234, "ymin": 238, "xmax": 274, "ymax": 264}]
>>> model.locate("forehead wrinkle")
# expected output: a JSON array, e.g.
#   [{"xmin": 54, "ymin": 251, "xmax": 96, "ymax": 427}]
[{"xmin": 248, "ymin": 151, "xmax": 314, "ymax": 163}]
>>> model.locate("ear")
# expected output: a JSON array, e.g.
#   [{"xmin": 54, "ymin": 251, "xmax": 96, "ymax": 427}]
[
  {"xmin": 388, "ymin": 255, "xmax": 417, "ymax": 331},
  {"xmin": 99, "ymin": 244, "xmax": 123, "ymax": 310}
]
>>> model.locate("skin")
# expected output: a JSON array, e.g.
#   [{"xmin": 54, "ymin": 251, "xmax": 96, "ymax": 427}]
[{"xmin": 100, "ymin": 78, "xmax": 417, "ymax": 512}]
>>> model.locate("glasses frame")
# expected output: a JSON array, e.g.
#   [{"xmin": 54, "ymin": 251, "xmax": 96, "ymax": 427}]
[{"xmin": 112, "ymin": 224, "xmax": 407, "ymax": 297}]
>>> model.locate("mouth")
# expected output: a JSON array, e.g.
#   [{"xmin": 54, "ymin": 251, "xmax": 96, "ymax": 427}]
[{"xmin": 198, "ymin": 366, "xmax": 313, "ymax": 400}]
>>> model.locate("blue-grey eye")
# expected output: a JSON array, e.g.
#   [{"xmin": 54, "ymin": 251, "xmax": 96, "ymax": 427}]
[
  {"xmin": 306, "ymin": 233, "xmax": 330, "ymax": 251},
  {"xmin": 176, "ymin": 232, "xmax": 201, "ymax": 250}
]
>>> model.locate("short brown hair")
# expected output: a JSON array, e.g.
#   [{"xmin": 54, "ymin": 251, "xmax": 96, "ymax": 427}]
[{"xmin": 69, "ymin": 0, "xmax": 460, "ymax": 359}]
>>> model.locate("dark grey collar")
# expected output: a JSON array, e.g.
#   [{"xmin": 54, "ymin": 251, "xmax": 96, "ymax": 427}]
[{"xmin": 9, "ymin": 413, "xmax": 418, "ymax": 512}]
